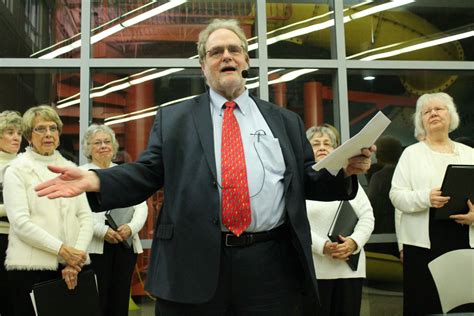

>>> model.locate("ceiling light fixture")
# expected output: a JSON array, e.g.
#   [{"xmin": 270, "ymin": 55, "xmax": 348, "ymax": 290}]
[
  {"xmin": 246, "ymin": 69, "xmax": 318, "ymax": 90},
  {"xmin": 104, "ymin": 94, "xmax": 198, "ymax": 126},
  {"xmin": 359, "ymin": 30, "xmax": 474, "ymax": 61}
]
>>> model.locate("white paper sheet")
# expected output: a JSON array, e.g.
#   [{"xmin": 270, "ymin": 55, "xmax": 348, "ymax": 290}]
[
  {"xmin": 428, "ymin": 249, "xmax": 474, "ymax": 314},
  {"xmin": 30, "ymin": 291, "xmax": 39, "ymax": 316},
  {"xmin": 313, "ymin": 111, "xmax": 391, "ymax": 175}
]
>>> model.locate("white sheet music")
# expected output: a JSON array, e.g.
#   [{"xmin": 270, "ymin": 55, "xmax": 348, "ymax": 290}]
[
  {"xmin": 428, "ymin": 249, "xmax": 474, "ymax": 313},
  {"xmin": 313, "ymin": 111, "xmax": 391, "ymax": 175}
]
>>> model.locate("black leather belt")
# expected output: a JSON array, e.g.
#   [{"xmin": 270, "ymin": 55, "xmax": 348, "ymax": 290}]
[
  {"xmin": 0, "ymin": 216, "xmax": 8, "ymax": 223},
  {"xmin": 222, "ymin": 224, "xmax": 288, "ymax": 247}
]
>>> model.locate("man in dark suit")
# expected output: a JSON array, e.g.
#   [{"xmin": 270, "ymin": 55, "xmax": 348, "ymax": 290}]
[{"xmin": 36, "ymin": 19, "xmax": 374, "ymax": 315}]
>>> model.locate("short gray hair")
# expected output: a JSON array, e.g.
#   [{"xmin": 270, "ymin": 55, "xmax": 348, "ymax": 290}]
[
  {"xmin": 197, "ymin": 19, "xmax": 249, "ymax": 65},
  {"xmin": 306, "ymin": 124, "xmax": 340, "ymax": 148},
  {"xmin": 0, "ymin": 110, "xmax": 22, "ymax": 136},
  {"xmin": 81, "ymin": 124, "xmax": 119, "ymax": 162},
  {"xmin": 413, "ymin": 92, "xmax": 460, "ymax": 139}
]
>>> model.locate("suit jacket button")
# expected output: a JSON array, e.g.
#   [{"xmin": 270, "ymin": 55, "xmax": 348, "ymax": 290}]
[
  {"xmin": 212, "ymin": 181, "xmax": 217, "ymax": 188},
  {"xmin": 211, "ymin": 217, "xmax": 218, "ymax": 224}
]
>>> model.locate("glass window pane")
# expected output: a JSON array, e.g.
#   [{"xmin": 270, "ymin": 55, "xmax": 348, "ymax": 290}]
[
  {"xmin": 266, "ymin": 68, "xmax": 335, "ymax": 127},
  {"xmin": 90, "ymin": 0, "xmax": 255, "ymax": 58},
  {"xmin": 344, "ymin": 0, "xmax": 474, "ymax": 61},
  {"xmin": 348, "ymin": 70, "xmax": 473, "ymax": 145},
  {"xmin": 0, "ymin": 68, "xmax": 80, "ymax": 162},
  {"xmin": 0, "ymin": 2, "xmax": 81, "ymax": 58},
  {"xmin": 266, "ymin": 1, "xmax": 334, "ymax": 59},
  {"xmin": 88, "ymin": 68, "xmax": 207, "ymax": 160}
]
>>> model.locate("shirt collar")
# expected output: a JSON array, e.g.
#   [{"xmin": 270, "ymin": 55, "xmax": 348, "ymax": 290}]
[{"xmin": 209, "ymin": 88, "xmax": 250, "ymax": 116}]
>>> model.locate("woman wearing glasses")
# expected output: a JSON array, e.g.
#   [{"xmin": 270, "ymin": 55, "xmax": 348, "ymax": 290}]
[
  {"xmin": 305, "ymin": 124, "xmax": 374, "ymax": 316},
  {"xmin": 390, "ymin": 93, "xmax": 474, "ymax": 314},
  {"xmin": 80, "ymin": 124, "xmax": 147, "ymax": 316},
  {"xmin": 0, "ymin": 111, "xmax": 22, "ymax": 316},
  {"xmin": 3, "ymin": 105, "xmax": 92, "ymax": 316}
]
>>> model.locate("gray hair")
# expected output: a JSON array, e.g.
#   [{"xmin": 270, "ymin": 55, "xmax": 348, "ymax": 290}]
[
  {"xmin": 413, "ymin": 92, "xmax": 460, "ymax": 139},
  {"xmin": 22, "ymin": 105, "xmax": 63, "ymax": 141},
  {"xmin": 197, "ymin": 19, "xmax": 249, "ymax": 65},
  {"xmin": 0, "ymin": 110, "xmax": 22, "ymax": 136},
  {"xmin": 306, "ymin": 124, "xmax": 340, "ymax": 148},
  {"xmin": 81, "ymin": 124, "xmax": 119, "ymax": 162}
]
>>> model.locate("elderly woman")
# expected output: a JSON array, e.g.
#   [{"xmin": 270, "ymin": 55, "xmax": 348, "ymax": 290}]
[
  {"xmin": 3, "ymin": 105, "xmax": 92, "ymax": 316},
  {"xmin": 305, "ymin": 124, "xmax": 374, "ymax": 316},
  {"xmin": 0, "ymin": 111, "xmax": 22, "ymax": 316},
  {"xmin": 390, "ymin": 92, "xmax": 474, "ymax": 315},
  {"xmin": 80, "ymin": 124, "xmax": 147, "ymax": 316}
]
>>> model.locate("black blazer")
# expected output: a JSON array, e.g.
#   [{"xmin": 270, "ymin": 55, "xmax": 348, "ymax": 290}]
[{"xmin": 89, "ymin": 92, "xmax": 357, "ymax": 304}]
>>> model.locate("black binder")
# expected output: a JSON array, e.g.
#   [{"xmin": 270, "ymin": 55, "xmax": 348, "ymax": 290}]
[
  {"xmin": 105, "ymin": 206, "xmax": 135, "ymax": 248},
  {"xmin": 327, "ymin": 200, "xmax": 360, "ymax": 271},
  {"xmin": 30, "ymin": 270, "xmax": 101, "ymax": 316},
  {"xmin": 434, "ymin": 164, "xmax": 474, "ymax": 220}
]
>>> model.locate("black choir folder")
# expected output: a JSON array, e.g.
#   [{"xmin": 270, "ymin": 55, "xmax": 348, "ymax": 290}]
[
  {"xmin": 434, "ymin": 164, "xmax": 474, "ymax": 220},
  {"xmin": 30, "ymin": 270, "xmax": 101, "ymax": 316},
  {"xmin": 105, "ymin": 206, "xmax": 135, "ymax": 248},
  {"xmin": 327, "ymin": 200, "xmax": 360, "ymax": 271}
]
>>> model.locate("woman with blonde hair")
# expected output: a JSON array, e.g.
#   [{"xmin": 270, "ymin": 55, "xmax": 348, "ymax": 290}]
[{"xmin": 3, "ymin": 105, "xmax": 92, "ymax": 316}]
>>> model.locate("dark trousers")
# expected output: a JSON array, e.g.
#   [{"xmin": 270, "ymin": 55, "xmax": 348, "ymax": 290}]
[
  {"xmin": 315, "ymin": 278, "xmax": 363, "ymax": 316},
  {"xmin": 7, "ymin": 269, "xmax": 62, "ymax": 316},
  {"xmin": 0, "ymin": 234, "xmax": 10, "ymax": 316},
  {"xmin": 155, "ymin": 233, "xmax": 306, "ymax": 315},
  {"xmin": 90, "ymin": 241, "xmax": 137, "ymax": 316},
  {"xmin": 403, "ymin": 245, "xmax": 442, "ymax": 315}
]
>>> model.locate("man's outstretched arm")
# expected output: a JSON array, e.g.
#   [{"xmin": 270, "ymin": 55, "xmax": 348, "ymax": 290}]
[{"xmin": 35, "ymin": 165, "xmax": 100, "ymax": 199}]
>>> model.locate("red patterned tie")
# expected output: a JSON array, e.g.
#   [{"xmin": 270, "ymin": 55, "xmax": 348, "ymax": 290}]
[{"xmin": 221, "ymin": 101, "xmax": 251, "ymax": 236}]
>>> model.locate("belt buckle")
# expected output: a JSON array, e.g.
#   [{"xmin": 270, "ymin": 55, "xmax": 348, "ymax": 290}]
[
  {"xmin": 225, "ymin": 233, "xmax": 249, "ymax": 247},
  {"xmin": 225, "ymin": 233, "xmax": 254, "ymax": 247},
  {"xmin": 225, "ymin": 234, "xmax": 237, "ymax": 247}
]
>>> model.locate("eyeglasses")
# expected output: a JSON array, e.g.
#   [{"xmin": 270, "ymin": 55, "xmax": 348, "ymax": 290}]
[
  {"xmin": 422, "ymin": 107, "xmax": 447, "ymax": 116},
  {"xmin": 311, "ymin": 142, "xmax": 334, "ymax": 150},
  {"xmin": 205, "ymin": 44, "xmax": 244, "ymax": 59},
  {"xmin": 33, "ymin": 125, "xmax": 59, "ymax": 135},
  {"xmin": 91, "ymin": 140, "xmax": 112, "ymax": 147}
]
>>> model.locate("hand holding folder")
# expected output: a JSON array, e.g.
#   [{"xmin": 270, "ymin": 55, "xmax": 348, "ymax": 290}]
[
  {"xmin": 433, "ymin": 164, "xmax": 474, "ymax": 220},
  {"xmin": 105, "ymin": 206, "xmax": 135, "ymax": 249},
  {"xmin": 327, "ymin": 201, "xmax": 360, "ymax": 271},
  {"xmin": 30, "ymin": 270, "xmax": 101, "ymax": 316}
]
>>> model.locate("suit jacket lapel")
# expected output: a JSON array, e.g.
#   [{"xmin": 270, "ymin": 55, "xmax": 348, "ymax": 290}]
[{"xmin": 190, "ymin": 92, "xmax": 217, "ymax": 181}]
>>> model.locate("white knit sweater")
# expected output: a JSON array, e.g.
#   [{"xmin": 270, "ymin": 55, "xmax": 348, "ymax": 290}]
[
  {"xmin": 390, "ymin": 141, "xmax": 474, "ymax": 249},
  {"xmin": 80, "ymin": 162, "xmax": 148, "ymax": 254},
  {"xmin": 0, "ymin": 151, "xmax": 17, "ymax": 235},
  {"xmin": 4, "ymin": 148, "xmax": 93, "ymax": 270},
  {"xmin": 306, "ymin": 183, "xmax": 374, "ymax": 279}
]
